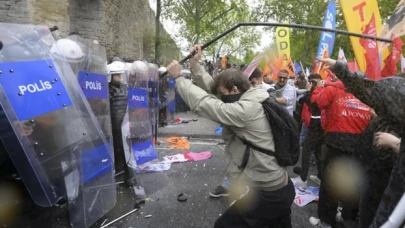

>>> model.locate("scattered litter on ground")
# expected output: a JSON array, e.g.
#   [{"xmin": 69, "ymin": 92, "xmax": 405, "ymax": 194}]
[
  {"xmin": 173, "ymin": 117, "xmax": 199, "ymax": 124},
  {"xmin": 100, "ymin": 219, "xmax": 108, "ymax": 226},
  {"xmin": 163, "ymin": 137, "xmax": 190, "ymax": 150},
  {"xmin": 136, "ymin": 151, "xmax": 212, "ymax": 172},
  {"xmin": 100, "ymin": 208, "xmax": 139, "ymax": 228},
  {"xmin": 145, "ymin": 215, "xmax": 152, "ymax": 218},
  {"xmin": 204, "ymin": 184, "xmax": 208, "ymax": 186},
  {"xmin": 291, "ymin": 178, "xmax": 319, "ymax": 207},
  {"xmin": 163, "ymin": 151, "xmax": 212, "ymax": 163},
  {"xmin": 215, "ymin": 126, "xmax": 223, "ymax": 135},
  {"xmin": 137, "ymin": 162, "xmax": 172, "ymax": 172},
  {"xmin": 177, "ymin": 193, "xmax": 188, "ymax": 202},
  {"xmin": 203, "ymin": 163, "xmax": 206, "ymax": 167}
]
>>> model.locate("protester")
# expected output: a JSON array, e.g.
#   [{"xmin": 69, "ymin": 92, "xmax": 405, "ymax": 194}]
[
  {"xmin": 274, "ymin": 70, "xmax": 296, "ymax": 116},
  {"xmin": 318, "ymin": 58, "xmax": 405, "ymax": 228},
  {"xmin": 357, "ymin": 116, "xmax": 399, "ymax": 228},
  {"xmin": 208, "ymin": 68, "xmax": 273, "ymax": 199},
  {"xmin": 167, "ymin": 45, "xmax": 295, "ymax": 227},
  {"xmin": 249, "ymin": 68, "xmax": 272, "ymax": 90},
  {"xmin": 308, "ymin": 76, "xmax": 371, "ymax": 228},
  {"xmin": 263, "ymin": 73, "xmax": 275, "ymax": 85},
  {"xmin": 293, "ymin": 74, "xmax": 310, "ymax": 134},
  {"xmin": 292, "ymin": 74, "xmax": 325, "ymax": 189}
]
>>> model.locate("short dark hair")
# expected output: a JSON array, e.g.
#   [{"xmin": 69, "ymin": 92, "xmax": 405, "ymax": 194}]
[
  {"xmin": 278, "ymin": 70, "xmax": 289, "ymax": 75},
  {"xmin": 308, "ymin": 74, "xmax": 322, "ymax": 80},
  {"xmin": 211, "ymin": 69, "xmax": 251, "ymax": 94},
  {"xmin": 249, "ymin": 68, "xmax": 262, "ymax": 81}
]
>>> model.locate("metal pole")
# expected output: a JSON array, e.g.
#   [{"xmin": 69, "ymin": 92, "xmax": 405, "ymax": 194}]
[{"xmin": 161, "ymin": 22, "xmax": 393, "ymax": 77}]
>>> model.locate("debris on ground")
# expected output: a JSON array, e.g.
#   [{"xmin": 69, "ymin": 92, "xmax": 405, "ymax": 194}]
[
  {"xmin": 291, "ymin": 178, "xmax": 319, "ymax": 207},
  {"xmin": 177, "ymin": 193, "xmax": 188, "ymax": 202},
  {"xmin": 136, "ymin": 151, "xmax": 212, "ymax": 172},
  {"xmin": 163, "ymin": 151, "xmax": 212, "ymax": 163},
  {"xmin": 173, "ymin": 117, "xmax": 198, "ymax": 124},
  {"xmin": 100, "ymin": 208, "xmax": 139, "ymax": 228},
  {"xmin": 163, "ymin": 137, "xmax": 190, "ymax": 150},
  {"xmin": 215, "ymin": 126, "xmax": 223, "ymax": 135}
]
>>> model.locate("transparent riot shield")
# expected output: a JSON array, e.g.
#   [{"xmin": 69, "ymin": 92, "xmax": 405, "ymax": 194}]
[
  {"xmin": 122, "ymin": 61, "xmax": 168, "ymax": 196},
  {"xmin": 148, "ymin": 63, "xmax": 159, "ymax": 145},
  {"xmin": 0, "ymin": 23, "xmax": 116, "ymax": 228},
  {"xmin": 158, "ymin": 73, "xmax": 175, "ymax": 126},
  {"xmin": 167, "ymin": 77, "xmax": 176, "ymax": 124},
  {"xmin": 66, "ymin": 35, "xmax": 113, "ymax": 162}
]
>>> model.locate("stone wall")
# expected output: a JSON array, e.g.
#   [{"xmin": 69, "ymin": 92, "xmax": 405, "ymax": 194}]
[{"xmin": 0, "ymin": 0, "xmax": 181, "ymax": 64}]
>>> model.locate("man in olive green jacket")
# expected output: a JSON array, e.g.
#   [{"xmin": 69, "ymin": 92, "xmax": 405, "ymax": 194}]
[{"xmin": 167, "ymin": 45, "xmax": 295, "ymax": 228}]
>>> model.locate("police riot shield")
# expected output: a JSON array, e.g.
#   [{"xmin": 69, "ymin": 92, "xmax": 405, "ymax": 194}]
[
  {"xmin": 0, "ymin": 23, "xmax": 116, "ymax": 228},
  {"xmin": 166, "ymin": 77, "xmax": 176, "ymax": 124},
  {"xmin": 66, "ymin": 35, "xmax": 113, "ymax": 161},
  {"xmin": 148, "ymin": 63, "xmax": 159, "ymax": 144},
  {"xmin": 122, "ymin": 61, "xmax": 168, "ymax": 196},
  {"xmin": 158, "ymin": 70, "xmax": 176, "ymax": 126}
]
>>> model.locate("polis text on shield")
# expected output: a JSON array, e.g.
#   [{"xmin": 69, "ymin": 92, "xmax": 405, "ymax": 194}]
[{"xmin": 18, "ymin": 80, "xmax": 52, "ymax": 95}]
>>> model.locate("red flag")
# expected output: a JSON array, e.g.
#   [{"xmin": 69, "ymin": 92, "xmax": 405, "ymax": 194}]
[
  {"xmin": 381, "ymin": 37, "xmax": 404, "ymax": 77},
  {"xmin": 359, "ymin": 14, "xmax": 381, "ymax": 80},
  {"xmin": 347, "ymin": 61, "xmax": 359, "ymax": 71}
]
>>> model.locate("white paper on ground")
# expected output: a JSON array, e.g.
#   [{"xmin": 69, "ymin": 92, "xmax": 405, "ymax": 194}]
[{"xmin": 291, "ymin": 178, "xmax": 319, "ymax": 207}]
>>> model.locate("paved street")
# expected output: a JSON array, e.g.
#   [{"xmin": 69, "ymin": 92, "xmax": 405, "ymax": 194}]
[
  {"xmin": 89, "ymin": 137, "xmax": 319, "ymax": 228},
  {"xmin": 22, "ymin": 112, "xmax": 322, "ymax": 228}
]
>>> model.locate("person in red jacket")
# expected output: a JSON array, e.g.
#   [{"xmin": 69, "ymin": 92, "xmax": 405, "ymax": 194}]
[{"xmin": 309, "ymin": 78, "xmax": 371, "ymax": 228}]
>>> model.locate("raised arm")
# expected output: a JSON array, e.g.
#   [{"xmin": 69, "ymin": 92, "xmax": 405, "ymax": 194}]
[{"xmin": 189, "ymin": 45, "xmax": 214, "ymax": 93}]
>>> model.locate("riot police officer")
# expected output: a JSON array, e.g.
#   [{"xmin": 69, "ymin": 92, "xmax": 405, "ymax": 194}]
[{"xmin": 107, "ymin": 60, "xmax": 136, "ymax": 187}]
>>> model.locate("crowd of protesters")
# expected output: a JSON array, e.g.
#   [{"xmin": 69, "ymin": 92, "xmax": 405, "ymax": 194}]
[{"xmin": 166, "ymin": 45, "xmax": 405, "ymax": 228}]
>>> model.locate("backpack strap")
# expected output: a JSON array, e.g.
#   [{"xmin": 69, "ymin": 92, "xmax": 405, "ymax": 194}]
[
  {"xmin": 237, "ymin": 136, "xmax": 277, "ymax": 173},
  {"xmin": 238, "ymin": 143, "xmax": 251, "ymax": 172},
  {"xmin": 239, "ymin": 137, "xmax": 276, "ymax": 157}
]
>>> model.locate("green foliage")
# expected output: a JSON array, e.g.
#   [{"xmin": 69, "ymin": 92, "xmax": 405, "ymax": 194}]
[{"xmin": 161, "ymin": 0, "xmax": 260, "ymax": 62}]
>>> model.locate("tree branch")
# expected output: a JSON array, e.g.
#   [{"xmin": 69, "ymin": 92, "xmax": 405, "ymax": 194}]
[
  {"xmin": 180, "ymin": 0, "xmax": 195, "ymax": 17},
  {"xmin": 207, "ymin": 7, "xmax": 235, "ymax": 24}
]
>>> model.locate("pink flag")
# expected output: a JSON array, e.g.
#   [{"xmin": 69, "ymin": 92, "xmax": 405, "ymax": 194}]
[{"xmin": 244, "ymin": 54, "xmax": 264, "ymax": 77}]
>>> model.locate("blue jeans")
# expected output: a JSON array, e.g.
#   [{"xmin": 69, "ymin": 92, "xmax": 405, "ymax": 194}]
[
  {"xmin": 299, "ymin": 123, "xmax": 309, "ymax": 147},
  {"xmin": 222, "ymin": 176, "xmax": 231, "ymax": 190}
]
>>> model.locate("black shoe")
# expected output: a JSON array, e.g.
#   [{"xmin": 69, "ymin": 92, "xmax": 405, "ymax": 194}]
[
  {"xmin": 209, "ymin": 186, "xmax": 229, "ymax": 198},
  {"xmin": 293, "ymin": 166, "xmax": 302, "ymax": 175}
]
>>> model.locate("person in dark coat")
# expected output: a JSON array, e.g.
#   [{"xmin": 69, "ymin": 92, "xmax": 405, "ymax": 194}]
[
  {"xmin": 318, "ymin": 58, "xmax": 405, "ymax": 228},
  {"xmin": 357, "ymin": 116, "xmax": 399, "ymax": 228}
]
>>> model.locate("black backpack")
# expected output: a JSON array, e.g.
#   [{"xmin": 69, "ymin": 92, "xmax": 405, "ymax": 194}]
[{"xmin": 238, "ymin": 98, "xmax": 300, "ymax": 170}]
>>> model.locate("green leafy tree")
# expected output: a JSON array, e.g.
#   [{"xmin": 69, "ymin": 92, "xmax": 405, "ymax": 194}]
[{"xmin": 162, "ymin": 0, "xmax": 260, "ymax": 62}]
